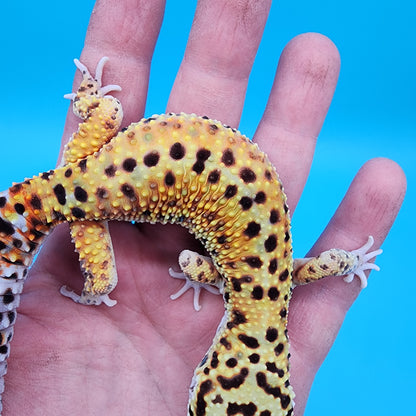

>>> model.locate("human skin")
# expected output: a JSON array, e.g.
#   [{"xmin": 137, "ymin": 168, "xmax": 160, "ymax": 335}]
[{"xmin": 3, "ymin": 0, "xmax": 406, "ymax": 415}]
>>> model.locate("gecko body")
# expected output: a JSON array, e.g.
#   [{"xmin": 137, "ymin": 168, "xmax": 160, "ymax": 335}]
[{"xmin": 0, "ymin": 59, "xmax": 382, "ymax": 415}]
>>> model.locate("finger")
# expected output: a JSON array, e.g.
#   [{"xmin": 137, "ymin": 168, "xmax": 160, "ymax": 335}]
[
  {"xmin": 254, "ymin": 33, "xmax": 340, "ymax": 210},
  {"xmin": 167, "ymin": 0, "xmax": 271, "ymax": 127},
  {"xmin": 62, "ymin": 0, "xmax": 166, "ymax": 145},
  {"xmin": 288, "ymin": 157, "xmax": 406, "ymax": 414}
]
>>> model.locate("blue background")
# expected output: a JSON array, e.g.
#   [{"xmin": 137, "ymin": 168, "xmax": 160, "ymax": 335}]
[{"xmin": 0, "ymin": 1, "xmax": 414, "ymax": 414}]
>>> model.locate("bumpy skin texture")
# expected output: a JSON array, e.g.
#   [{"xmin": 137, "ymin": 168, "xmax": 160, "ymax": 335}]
[{"xmin": 0, "ymin": 60, "xmax": 382, "ymax": 415}]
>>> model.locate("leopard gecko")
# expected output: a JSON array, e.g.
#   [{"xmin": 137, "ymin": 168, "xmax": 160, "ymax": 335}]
[{"xmin": 0, "ymin": 58, "xmax": 382, "ymax": 415}]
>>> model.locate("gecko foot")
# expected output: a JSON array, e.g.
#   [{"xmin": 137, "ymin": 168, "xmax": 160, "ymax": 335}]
[
  {"xmin": 60, "ymin": 285, "xmax": 117, "ymax": 307},
  {"xmin": 64, "ymin": 57, "xmax": 121, "ymax": 100},
  {"xmin": 343, "ymin": 236, "xmax": 383, "ymax": 288},
  {"xmin": 168, "ymin": 268, "xmax": 220, "ymax": 311}
]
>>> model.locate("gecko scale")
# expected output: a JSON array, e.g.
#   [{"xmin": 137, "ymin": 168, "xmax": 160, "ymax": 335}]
[{"xmin": 0, "ymin": 58, "xmax": 382, "ymax": 415}]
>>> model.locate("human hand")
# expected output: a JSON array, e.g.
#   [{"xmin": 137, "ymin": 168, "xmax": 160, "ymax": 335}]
[{"xmin": 3, "ymin": 1, "xmax": 405, "ymax": 415}]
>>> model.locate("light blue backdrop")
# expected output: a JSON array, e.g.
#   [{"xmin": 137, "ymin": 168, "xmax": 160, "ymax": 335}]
[{"xmin": 0, "ymin": 1, "xmax": 414, "ymax": 415}]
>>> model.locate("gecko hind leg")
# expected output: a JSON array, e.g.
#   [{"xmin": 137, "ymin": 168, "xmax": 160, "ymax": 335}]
[
  {"xmin": 169, "ymin": 250, "xmax": 223, "ymax": 311},
  {"xmin": 293, "ymin": 236, "xmax": 382, "ymax": 288}
]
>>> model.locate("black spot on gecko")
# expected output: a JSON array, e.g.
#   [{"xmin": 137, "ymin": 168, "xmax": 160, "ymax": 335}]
[
  {"xmin": 164, "ymin": 171, "xmax": 176, "ymax": 186},
  {"xmin": 264, "ymin": 235, "xmax": 277, "ymax": 252},
  {"xmin": 64, "ymin": 168, "xmax": 72, "ymax": 178},
  {"xmin": 239, "ymin": 196, "xmax": 253, "ymax": 210},
  {"xmin": 208, "ymin": 124, "xmax": 218, "ymax": 134},
  {"xmin": 260, "ymin": 411, "xmax": 272, "ymax": 416},
  {"xmin": 53, "ymin": 184, "xmax": 66, "ymax": 205},
  {"xmin": 207, "ymin": 169, "xmax": 221, "ymax": 184},
  {"xmin": 224, "ymin": 185, "xmax": 238, "ymax": 198},
  {"xmin": 30, "ymin": 195, "xmax": 42, "ymax": 210},
  {"xmin": 226, "ymin": 402, "xmax": 257, "ymax": 416},
  {"xmin": 256, "ymin": 372, "xmax": 281, "ymax": 398},
  {"xmin": 12, "ymin": 239, "xmax": 22, "ymax": 248},
  {"xmin": 217, "ymin": 235, "xmax": 227, "ymax": 244},
  {"xmin": 243, "ymin": 222, "xmax": 261, "ymax": 238},
  {"xmin": 71, "ymin": 207, "xmax": 86, "ymax": 219},
  {"xmin": 269, "ymin": 209, "xmax": 280, "ymax": 224},
  {"xmin": 220, "ymin": 337, "xmax": 232, "ymax": 350},
  {"xmin": 120, "ymin": 184, "xmax": 136, "ymax": 200},
  {"xmin": 248, "ymin": 353, "xmax": 260, "ymax": 363},
  {"xmin": 221, "ymin": 149, "xmax": 235, "ymax": 166},
  {"xmin": 0, "ymin": 197, "xmax": 7, "ymax": 208},
  {"xmin": 243, "ymin": 256, "xmax": 263, "ymax": 269},
  {"xmin": 268, "ymin": 287, "xmax": 280, "ymax": 301},
  {"xmin": 227, "ymin": 310, "xmax": 247, "ymax": 328},
  {"xmin": 239, "ymin": 167, "xmax": 256, "ymax": 183},
  {"xmin": 238, "ymin": 334, "xmax": 259, "ymax": 349},
  {"xmin": 279, "ymin": 269, "xmax": 289, "ymax": 282},
  {"xmin": 104, "ymin": 164, "xmax": 117, "ymax": 177},
  {"xmin": 266, "ymin": 362, "xmax": 285, "ymax": 377},
  {"xmin": 195, "ymin": 380, "xmax": 213, "ymax": 416},
  {"xmin": 2, "ymin": 289, "xmax": 14, "ymax": 305},
  {"xmin": 268, "ymin": 258, "xmax": 278, "ymax": 274},
  {"xmin": 96, "ymin": 187, "xmax": 108, "ymax": 199},
  {"xmin": 192, "ymin": 148, "xmax": 211, "ymax": 174},
  {"xmin": 212, "ymin": 395, "xmax": 223, "ymax": 404},
  {"xmin": 169, "ymin": 142, "xmax": 186, "ymax": 160},
  {"xmin": 196, "ymin": 148, "xmax": 211, "ymax": 161},
  {"xmin": 9, "ymin": 184, "xmax": 22, "ymax": 193},
  {"xmin": 123, "ymin": 157, "xmax": 138, "ymax": 171},
  {"xmin": 74, "ymin": 186, "xmax": 88, "ymax": 202},
  {"xmin": 266, "ymin": 327, "xmax": 278, "ymax": 342},
  {"xmin": 264, "ymin": 170, "xmax": 272, "ymax": 181},
  {"xmin": 211, "ymin": 351, "xmax": 219, "ymax": 368},
  {"xmin": 274, "ymin": 343, "xmax": 285, "ymax": 356},
  {"xmin": 254, "ymin": 191, "xmax": 266, "ymax": 204},
  {"xmin": 226, "ymin": 358, "xmax": 238, "ymax": 368},
  {"xmin": 231, "ymin": 275, "xmax": 252, "ymax": 292},
  {"xmin": 14, "ymin": 203, "xmax": 25, "ymax": 215},
  {"xmin": 41, "ymin": 170, "xmax": 54, "ymax": 180},
  {"xmin": 78, "ymin": 159, "xmax": 87, "ymax": 172},
  {"xmin": 217, "ymin": 367, "xmax": 249, "ymax": 390},
  {"xmin": 251, "ymin": 285, "xmax": 264, "ymax": 300}
]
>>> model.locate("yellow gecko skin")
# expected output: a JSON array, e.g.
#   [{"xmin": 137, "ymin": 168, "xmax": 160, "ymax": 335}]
[{"xmin": 0, "ymin": 59, "xmax": 382, "ymax": 415}]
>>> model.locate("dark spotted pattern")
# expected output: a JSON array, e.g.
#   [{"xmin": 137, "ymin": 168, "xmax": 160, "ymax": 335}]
[
  {"xmin": 169, "ymin": 142, "xmax": 186, "ymax": 160},
  {"xmin": 164, "ymin": 171, "xmax": 176, "ymax": 186},
  {"xmin": 0, "ymin": 112, "xmax": 300, "ymax": 416},
  {"xmin": 239, "ymin": 196, "xmax": 253, "ymax": 210},
  {"xmin": 224, "ymin": 185, "xmax": 237, "ymax": 198},
  {"xmin": 244, "ymin": 222, "xmax": 261, "ymax": 238},
  {"xmin": 104, "ymin": 164, "xmax": 117, "ymax": 177},
  {"xmin": 239, "ymin": 167, "xmax": 256, "ymax": 183},
  {"xmin": 143, "ymin": 152, "xmax": 159, "ymax": 168},
  {"xmin": 193, "ymin": 148, "xmax": 211, "ymax": 174},
  {"xmin": 74, "ymin": 186, "xmax": 88, "ymax": 202},
  {"xmin": 217, "ymin": 368, "xmax": 249, "ymax": 390},
  {"xmin": 53, "ymin": 184, "xmax": 66, "ymax": 205},
  {"xmin": 221, "ymin": 149, "xmax": 235, "ymax": 166}
]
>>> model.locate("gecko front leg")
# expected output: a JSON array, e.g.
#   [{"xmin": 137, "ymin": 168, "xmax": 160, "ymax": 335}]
[
  {"xmin": 59, "ymin": 58, "xmax": 123, "ymax": 306},
  {"xmin": 293, "ymin": 236, "xmax": 382, "ymax": 288}
]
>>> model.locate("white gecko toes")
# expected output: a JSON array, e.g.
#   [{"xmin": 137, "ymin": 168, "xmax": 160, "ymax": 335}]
[
  {"xmin": 168, "ymin": 268, "xmax": 220, "ymax": 311},
  {"xmin": 60, "ymin": 285, "xmax": 117, "ymax": 307},
  {"xmin": 344, "ymin": 236, "xmax": 383, "ymax": 288}
]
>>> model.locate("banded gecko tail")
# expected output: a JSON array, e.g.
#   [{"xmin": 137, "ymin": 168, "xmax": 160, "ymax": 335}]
[{"xmin": 0, "ymin": 188, "xmax": 50, "ymax": 411}]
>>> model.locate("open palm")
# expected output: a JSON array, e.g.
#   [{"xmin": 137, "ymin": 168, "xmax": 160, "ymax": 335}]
[{"xmin": 3, "ymin": 1, "xmax": 405, "ymax": 415}]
